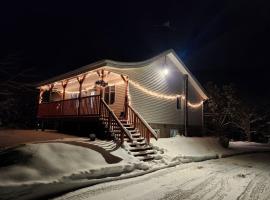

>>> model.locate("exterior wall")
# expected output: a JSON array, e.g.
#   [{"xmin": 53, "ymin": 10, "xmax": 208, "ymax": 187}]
[
  {"xmin": 109, "ymin": 56, "xmax": 204, "ymax": 137},
  {"xmin": 110, "ymin": 57, "xmax": 185, "ymax": 125}
]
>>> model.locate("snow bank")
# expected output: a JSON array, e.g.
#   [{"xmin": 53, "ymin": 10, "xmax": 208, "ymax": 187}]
[
  {"xmin": 0, "ymin": 143, "xmax": 149, "ymax": 200},
  {"xmin": 151, "ymin": 136, "xmax": 270, "ymax": 163}
]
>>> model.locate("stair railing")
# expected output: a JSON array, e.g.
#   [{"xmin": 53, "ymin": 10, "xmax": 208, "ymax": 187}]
[
  {"xmin": 100, "ymin": 99, "xmax": 133, "ymax": 144},
  {"xmin": 126, "ymin": 105, "xmax": 158, "ymax": 144}
]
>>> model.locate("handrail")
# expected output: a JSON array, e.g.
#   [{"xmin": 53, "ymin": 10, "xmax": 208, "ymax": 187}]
[
  {"xmin": 100, "ymin": 99, "xmax": 133, "ymax": 144},
  {"xmin": 127, "ymin": 105, "xmax": 158, "ymax": 143},
  {"xmin": 40, "ymin": 94, "xmax": 101, "ymax": 104},
  {"xmin": 37, "ymin": 95, "xmax": 100, "ymax": 117}
]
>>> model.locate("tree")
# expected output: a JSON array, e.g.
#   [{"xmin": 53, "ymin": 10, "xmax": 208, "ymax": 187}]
[
  {"xmin": 204, "ymin": 82, "xmax": 268, "ymax": 141},
  {"xmin": 0, "ymin": 54, "xmax": 38, "ymax": 128}
]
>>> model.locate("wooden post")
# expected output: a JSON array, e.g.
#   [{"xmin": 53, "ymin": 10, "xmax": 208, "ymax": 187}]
[
  {"xmin": 77, "ymin": 75, "xmax": 86, "ymax": 116},
  {"xmin": 61, "ymin": 80, "xmax": 68, "ymax": 100},
  {"xmin": 183, "ymin": 74, "xmax": 189, "ymax": 137},
  {"xmin": 48, "ymin": 84, "xmax": 54, "ymax": 102},
  {"xmin": 146, "ymin": 130, "xmax": 150, "ymax": 144},
  {"xmin": 61, "ymin": 80, "xmax": 68, "ymax": 115},
  {"xmin": 121, "ymin": 75, "xmax": 129, "ymax": 120}
]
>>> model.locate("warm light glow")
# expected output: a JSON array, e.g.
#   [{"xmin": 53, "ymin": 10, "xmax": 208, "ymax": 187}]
[
  {"xmin": 188, "ymin": 101, "xmax": 203, "ymax": 108},
  {"xmin": 162, "ymin": 68, "xmax": 169, "ymax": 76},
  {"xmin": 129, "ymin": 80, "xmax": 181, "ymax": 100},
  {"xmin": 62, "ymin": 80, "xmax": 125, "ymax": 94},
  {"xmin": 129, "ymin": 79, "xmax": 203, "ymax": 108}
]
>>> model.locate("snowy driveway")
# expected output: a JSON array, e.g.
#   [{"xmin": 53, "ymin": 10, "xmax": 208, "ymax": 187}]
[{"xmin": 55, "ymin": 153, "xmax": 270, "ymax": 200}]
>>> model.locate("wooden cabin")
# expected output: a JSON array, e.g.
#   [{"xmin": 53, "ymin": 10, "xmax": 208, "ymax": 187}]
[{"xmin": 37, "ymin": 49, "xmax": 208, "ymax": 146}]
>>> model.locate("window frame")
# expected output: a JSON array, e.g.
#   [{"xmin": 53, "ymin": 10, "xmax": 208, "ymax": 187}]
[{"xmin": 104, "ymin": 85, "xmax": 116, "ymax": 105}]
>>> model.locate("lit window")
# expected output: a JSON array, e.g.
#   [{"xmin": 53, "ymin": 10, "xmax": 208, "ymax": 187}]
[{"xmin": 104, "ymin": 85, "xmax": 115, "ymax": 105}]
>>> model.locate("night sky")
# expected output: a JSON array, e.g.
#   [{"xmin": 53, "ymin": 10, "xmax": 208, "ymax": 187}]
[{"xmin": 1, "ymin": 0, "xmax": 270, "ymax": 101}]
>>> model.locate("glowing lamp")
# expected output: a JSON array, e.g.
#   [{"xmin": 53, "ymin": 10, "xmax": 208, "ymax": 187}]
[{"xmin": 162, "ymin": 68, "xmax": 169, "ymax": 76}]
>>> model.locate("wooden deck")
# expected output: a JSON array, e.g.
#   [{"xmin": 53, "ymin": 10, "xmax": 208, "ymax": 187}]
[{"xmin": 37, "ymin": 95, "xmax": 100, "ymax": 118}]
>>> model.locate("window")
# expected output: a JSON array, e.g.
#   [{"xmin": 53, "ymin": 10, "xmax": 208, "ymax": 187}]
[
  {"xmin": 104, "ymin": 85, "xmax": 115, "ymax": 105},
  {"xmin": 170, "ymin": 129, "xmax": 178, "ymax": 137},
  {"xmin": 176, "ymin": 96, "xmax": 181, "ymax": 110}
]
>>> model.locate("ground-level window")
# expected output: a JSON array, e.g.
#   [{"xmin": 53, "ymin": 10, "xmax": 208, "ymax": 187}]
[
  {"xmin": 170, "ymin": 129, "xmax": 178, "ymax": 137},
  {"xmin": 104, "ymin": 85, "xmax": 115, "ymax": 105},
  {"xmin": 176, "ymin": 96, "xmax": 181, "ymax": 110}
]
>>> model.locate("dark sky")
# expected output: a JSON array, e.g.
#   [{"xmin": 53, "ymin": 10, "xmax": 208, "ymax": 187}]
[{"xmin": 1, "ymin": 0, "xmax": 270, "ymax": 101}]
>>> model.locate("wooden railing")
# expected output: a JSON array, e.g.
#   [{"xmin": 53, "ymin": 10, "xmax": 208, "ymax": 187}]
[
  {"xmin": 37, "ymin": 95, "xmax": 100, "ymax": 118},
  {"xmin": 127, "ymin": 105, "xmax": 158, "ymax": 144},
  {"xmin": 100, "ymin": 99, "xmax": 133, "ymax": 144}
]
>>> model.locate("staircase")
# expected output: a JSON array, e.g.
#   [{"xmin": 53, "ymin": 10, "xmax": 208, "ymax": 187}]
[
  {"xmin": 99, "ymin": 99, "xmax": 159, "ymax": 161},
  {"xmin": 120, "ymin": 119, "xmax": 157, "ymax": 161}
]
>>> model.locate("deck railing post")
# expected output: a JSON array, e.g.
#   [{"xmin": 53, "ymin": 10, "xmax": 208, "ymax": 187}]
[
  {"xmin": 61, "ymin": 80, "xmax": 68, "ymax": 115},
  {"xmin": 77, "ymin": 75, "xmax": 86, "ymax": 116}
]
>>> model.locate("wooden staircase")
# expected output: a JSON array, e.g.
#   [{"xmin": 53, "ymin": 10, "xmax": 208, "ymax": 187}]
[
  {"xmin": 120, "ymin": 119, "xmax": 157, "ymax": 161},
  {"xmin": 99, "ymin": 99, "xmax": 159, "ymax": 161}
]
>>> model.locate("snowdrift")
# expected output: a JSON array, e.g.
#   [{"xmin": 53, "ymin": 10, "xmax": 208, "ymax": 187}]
[
  {"xmin": 151, "ymin": 136, "xmax": 270, "ymax": 162},
  {"xmin": 0, "ymin": 143, "xmax": 147, "ymax": 200}
]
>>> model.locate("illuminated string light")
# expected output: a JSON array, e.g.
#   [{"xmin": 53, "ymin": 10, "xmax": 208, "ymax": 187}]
[
  {"xmin": 41, "ymin": 74, "xmax": 203, "ymax": 108},
  {"xmin": 188, "ymin": 101, "xmax": 203, "ymax": 108},
  {"xmin": 129, "ymin": 80, "xmax": 181, "ymax": 100},
  {"xmin": 61, "ymin": 80, "xmax": 125, "ymax": 94},
  {"xmin": 129, "ymin": 80, "xmax": 203, "ymax": 108}
]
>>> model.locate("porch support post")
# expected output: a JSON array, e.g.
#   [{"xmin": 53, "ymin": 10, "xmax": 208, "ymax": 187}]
[
  {"xmin": 121, "ymin": 75, "xmax": 129, "ymax": 120},
  {"xmin": 61, "ymin": 80, "xmax": 68, "ymax": 100},
  {"xmin": 61, "ymin": 80, "xmax": 68, "ymax": 115},
  {"xmin": 183, "ymin": 74, "xmax": 189, "ymax": 137},
  {"xmin": 38, "ymin": 88, "xmax": 44, "ymax": 104},
  {"xmin": 48, "ymin": 84, "xmax": 54, "ymax": 102},
  {"xmin": 77, "ymin": 75, "xmax": 86, "ymax": 116}
]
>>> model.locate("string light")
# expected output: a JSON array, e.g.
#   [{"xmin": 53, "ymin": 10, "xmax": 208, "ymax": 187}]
[
  {"xmin": 61, "ymin": 80, "xmax": 125, "ymax": 94},
  {"xmin": 129, "ymin": 79, "xmax": 203, "ymax": 108},
  {"xmin": 129, "ymin": 80, "xmax": 181, "ymax": 100},
  {"xmin": 41, "ymin": 74, "xmax": 203, "ymax": 108},
  {"xmin": 188, "ymin": 101, "xmax": 203, "ymax": 108}
]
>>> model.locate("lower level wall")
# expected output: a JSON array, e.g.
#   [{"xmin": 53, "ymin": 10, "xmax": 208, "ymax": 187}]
[{"xmin": 149, "ymin": 123, "xmax": 203, "ymax": 138}]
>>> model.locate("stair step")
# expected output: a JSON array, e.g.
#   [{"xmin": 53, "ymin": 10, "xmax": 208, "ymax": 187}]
[
  {"xmin": 123, "ymin": 124, "xmax": 133, "ymax": 128},
  {"xmin": 129, "ymin": 141, "xmax": 146, "ymax": 147},
  {"xmin": 120, "ymin": 119, "xmax": 128, "ymax": 123},
  {"xmin": 131, "ymin": 133, "xmax": 141, "ymax": 137},
  {"xmin": 124, "ymin": 137, "xmax": 144, "ymax": 142},
  {"xmin": 132, "ymin": 150, "xmax": 155, "ymax": 156},
  {"xmin": 137, "ymin": 155, "xmax": 155, "ymax": 161},
  {"xmin": 128, "ymin": 146, "xmax": 152, "ymax": 152}
]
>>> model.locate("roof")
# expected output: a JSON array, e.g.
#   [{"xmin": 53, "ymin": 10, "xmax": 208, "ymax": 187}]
[{"xmin": 37, "ymin": 49, "xmax": 208, "ymax": 100}]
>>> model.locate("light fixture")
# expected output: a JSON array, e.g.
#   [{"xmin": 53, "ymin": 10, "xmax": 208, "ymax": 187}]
[
  {"xmin": 161, "ymin": 55, "xmax": 169, "ymax": 76},
  {"xmin": 95, "ymin": 80, "xmax": 108, "ymax": 87},
  {"xmin": 162, "ymin": 68, "xmax": 169, "ymax": 76}
]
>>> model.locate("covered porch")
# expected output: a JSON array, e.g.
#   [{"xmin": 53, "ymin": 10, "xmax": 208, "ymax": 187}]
[{"xmin": 37, "ymin": 69, "xmax": 129, "ymax": 119}]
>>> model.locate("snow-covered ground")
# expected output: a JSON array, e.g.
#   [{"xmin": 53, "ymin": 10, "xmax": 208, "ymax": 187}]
[
  {"xmin": 0, "ymin": 136, "xmax": 270, "ymax": 200},
  {"xmin": 151, "ymin": 136, "xmax": 270, "ymax": 163},
  {"xmin": 0, "ymin": 143, "xmax": 147, "ymax": 200},
  {"xmin": 54, "ymin": 153, "xmax": 270, "ymax": 200}
]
